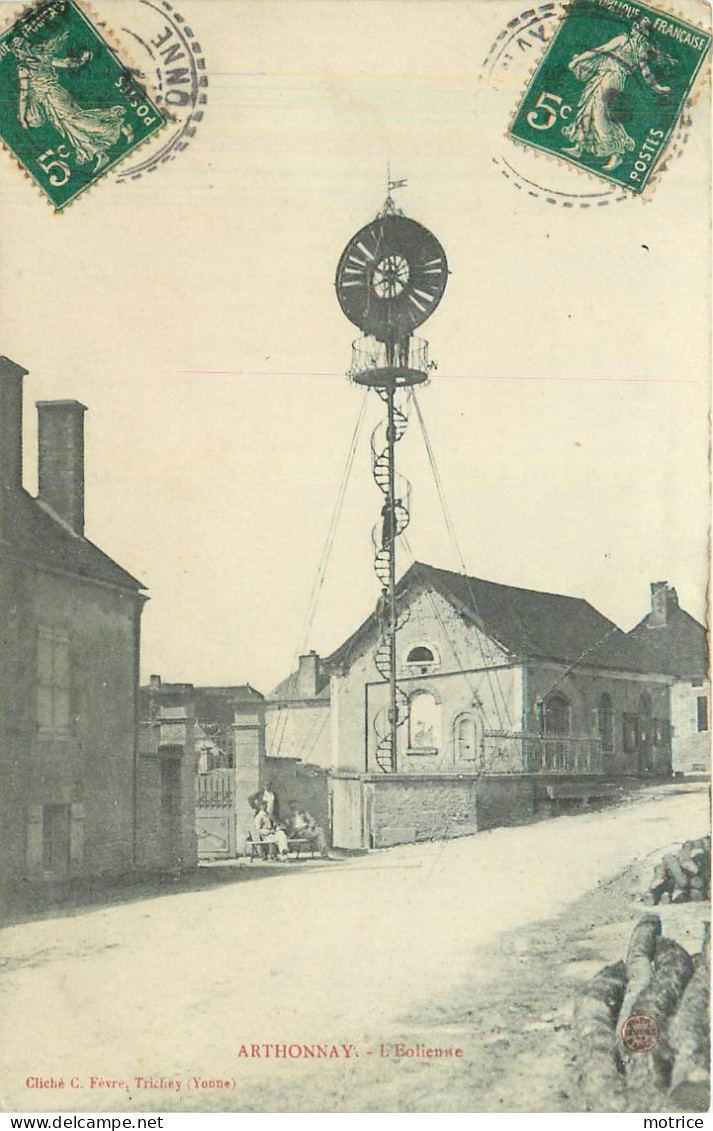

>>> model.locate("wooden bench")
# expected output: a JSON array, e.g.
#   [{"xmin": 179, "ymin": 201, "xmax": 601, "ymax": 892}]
[
  {"xmin": 245, "ymin": 837, "xmax": 318, "ymax": 861},
  {"xmin": 287, "ymin": 838, "xmax": 319, "ymax": 860}
]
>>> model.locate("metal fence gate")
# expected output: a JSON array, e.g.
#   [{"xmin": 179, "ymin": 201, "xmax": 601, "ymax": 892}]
[{"xmin": 195, "ymin": 769, "xmax": 236, "ymax": 858}]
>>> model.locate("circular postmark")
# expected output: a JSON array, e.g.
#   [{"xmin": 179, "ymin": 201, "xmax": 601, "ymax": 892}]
[
  {"xmin": 114, "ymin": 0, "xmax": 207, "ymax": 182},
  {"xmin": 621, "ymin": 1012, "xmax": 659, "ymax": 1053},
  {"xmin": 477, "ymin": 3, "xmax": 693, "ymax": 207}
]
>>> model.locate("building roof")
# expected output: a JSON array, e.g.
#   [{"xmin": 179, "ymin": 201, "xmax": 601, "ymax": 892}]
[
  {"xmin": 139, "ymin": 682, "xmax": 264, "ymax": 724},
  {"xmin": 2, "ymin": 488, "xmax": 144, "ymax": 591},
  {"xmin": 269, "ymin": 562, "xmax": 627, "ymax": 700},
  {"xmin": 623, "ymin": 606, "xmax": 709, "ymax": 678},
  {"xmin": 269, "ymin": 668, "xmax": 332, "ymax": 702},
  {"xmin": 406, "ymin": 563, "xmax": 620, "ymax": 664}
]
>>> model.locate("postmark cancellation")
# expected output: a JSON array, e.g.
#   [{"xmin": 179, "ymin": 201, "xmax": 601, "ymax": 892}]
[
  {"xmin": 509, "ymin": 0, "xmax": 711, "ymax": 193},
  {"xmin": 0, "ymin": 0, "xmax": 166, "ymax": 208}
]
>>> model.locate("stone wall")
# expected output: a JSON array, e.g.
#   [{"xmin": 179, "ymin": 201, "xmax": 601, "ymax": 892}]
[
  {"xmin": 136, "ymin": 743, "xmax": 198, "ymax": 873},
  {"xmin": 0, "ymin": 561, "xmax": 142, "ymax": 895},
  {"xmin": 264, "ymin": 700, "xmax": 331, "ymax": 768},
  {"xmin": 671, "ymin": 680, "xmax": 711, "ymax": 773},
  {"xmin": 366, "ymin": 775, "xmax": 478, "ymax": 847}
]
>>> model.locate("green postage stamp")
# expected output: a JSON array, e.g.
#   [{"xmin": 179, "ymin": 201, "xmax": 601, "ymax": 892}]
[
  {"xmin": 0, "ymin": 0, "xmax": 165, "ymax": 209},
  {"xmin": 509, "ymin": 0, "xmax": 711, "ymax": 193}
]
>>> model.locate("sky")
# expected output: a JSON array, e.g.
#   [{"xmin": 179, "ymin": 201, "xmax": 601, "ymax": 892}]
[{"xmin": 2, "ymin": 0, "xmax": 710, "ymax": 694}]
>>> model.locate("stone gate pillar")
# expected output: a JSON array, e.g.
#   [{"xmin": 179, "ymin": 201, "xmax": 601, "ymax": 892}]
[{"xmin": 232, "ymin": 707, "xmax": 264, "ymax": 851}]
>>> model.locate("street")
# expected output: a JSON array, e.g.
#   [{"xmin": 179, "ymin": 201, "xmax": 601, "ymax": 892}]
[{"xmin": 0, "ymin": 782, "xmax": 709, "ymax": 1113}]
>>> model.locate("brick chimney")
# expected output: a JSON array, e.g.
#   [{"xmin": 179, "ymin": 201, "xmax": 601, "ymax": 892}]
[
  {"xmin": 37, "ymin": 399, "xmax": 87, "ymax": 535},
  {"xmin": 0, "ymin": 357, "xmax": 28, "ymax": 528},
  {"xmin": 649, "ymin": 581, "xmax": 679, "ymax": 627},
  {"xmin": 297, "ymin": 650, "xmax": 320, "ymax": 697}
]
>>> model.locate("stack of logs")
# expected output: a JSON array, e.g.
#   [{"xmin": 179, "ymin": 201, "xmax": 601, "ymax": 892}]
[
  {"xmin": 574, "ymin": 915, "xmax": 710, "ymax": 1112},
  {"xmin": 645, "ymin": 837, "xmax": 711, "ymax": 905}
]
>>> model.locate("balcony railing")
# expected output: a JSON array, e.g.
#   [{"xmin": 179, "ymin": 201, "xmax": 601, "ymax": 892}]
[
  {"xmin": 481, "ymin": 732, "xmax": 604, "ymax": 776},
  {"xmin": 348, "ymin": 335, "xmax": 433, "ymax": 385}
]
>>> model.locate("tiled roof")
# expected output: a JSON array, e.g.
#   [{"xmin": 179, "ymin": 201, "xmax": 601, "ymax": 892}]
[
  {"xmin": 269, "ymin": 562, "xmax": 626, "ymax": 700},
  {"xmin": 2, "ymin": 488, "xmax": 144, "ymax": 591},
  {"xmin": 624, "ymin": 607, "xmax": 708, "ymax": 678},
  {"xmin": 408, "ymin": 563, "xmax": 620, "ymax": 664}
]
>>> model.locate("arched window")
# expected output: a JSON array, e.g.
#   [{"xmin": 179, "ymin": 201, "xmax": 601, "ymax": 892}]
[
  {"xmin": 408, "ymin": 690, "xmax": 440, "ymax": 751},
  {"xmin": 454, "ymin": 713, "xmax": 478, "ymax": 761},
  {"xmin": 597, "ymin": 693, "xmax": 613, "ymax": 753},
  {"xmin": 406, "ymin": 645, "xmax": 435, "ymax": 664},
  {"xmin": 543, "ymin": 693, "xmax": 570, "ymax": 734}
]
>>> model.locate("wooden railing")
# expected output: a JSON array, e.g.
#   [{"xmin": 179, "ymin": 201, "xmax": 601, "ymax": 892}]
[{"xmin": 481, "ymin": 732, "xmax": 604, "ymax": 775}]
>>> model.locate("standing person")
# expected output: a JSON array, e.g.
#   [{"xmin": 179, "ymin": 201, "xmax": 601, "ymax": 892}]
[{"xmin": 262, "ymin": 781, "xmax": 280, "ymax": 822}]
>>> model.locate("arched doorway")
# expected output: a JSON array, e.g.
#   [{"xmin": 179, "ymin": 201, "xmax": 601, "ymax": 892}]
[
  {"xmin": 597, "ymin": 693, "xmax": 614, "ymax": 770},
  {"xmin": 542, "ymin": 693, "xmax": 570, "ymax": 771}
]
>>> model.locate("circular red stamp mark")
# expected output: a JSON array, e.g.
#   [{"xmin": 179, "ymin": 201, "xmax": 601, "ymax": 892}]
[{"xmin": 621, "ymin": 1013, "xmax": 659, "ymax": 1053}]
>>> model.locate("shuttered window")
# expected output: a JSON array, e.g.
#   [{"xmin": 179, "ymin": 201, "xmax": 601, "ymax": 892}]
[{"xmin": 37, "ymin": 627, "xmax": 70, "ymax": 735}]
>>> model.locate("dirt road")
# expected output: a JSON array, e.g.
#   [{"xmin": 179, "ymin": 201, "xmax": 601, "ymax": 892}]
[{"xmin": 0, "ymin": 782, "xmax": 708, "ymax": 1113}]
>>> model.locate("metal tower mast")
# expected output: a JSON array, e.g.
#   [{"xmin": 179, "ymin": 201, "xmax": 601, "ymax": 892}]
[{"xmin": 335, "ymin": 191, "xmax": 448, "ymax": 772}]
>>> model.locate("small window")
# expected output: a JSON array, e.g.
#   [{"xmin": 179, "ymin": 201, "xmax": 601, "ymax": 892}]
[
  {"xmin": 455, "ymin": 714, "xmax": 478, "ymax": 761},
  {"xmin": 37, "ymin": 627, "xmax": 70, "ymax": 736},
  {"xmin": 406, "ymin": 645, "xmax": 436, "ymax": 665},
  {"xmin": 408, "ymin": 690, "xmax": 440, "ymax": 752},
  {"xmin": 697, "ymin": 696, "xmax": 709, "ymax": 733}
]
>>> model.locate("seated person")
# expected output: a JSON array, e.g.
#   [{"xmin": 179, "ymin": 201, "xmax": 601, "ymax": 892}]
[
  {"xmin": 289, "ymin": 804, "xmax": 329, "ymax": 858},
  {"xmin": 253, "ymin": 801, "xmax": 289, "ymax": 860}
]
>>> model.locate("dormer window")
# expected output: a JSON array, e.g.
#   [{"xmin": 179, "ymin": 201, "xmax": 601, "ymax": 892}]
[{"xmin": 405, "ymin": 645, "xmax": 439, "ymax": 673}]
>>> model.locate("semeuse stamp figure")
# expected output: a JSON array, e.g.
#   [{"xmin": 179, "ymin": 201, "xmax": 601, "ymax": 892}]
[
  {"xmin": 561, "ymin": 16, "xmax": 676, "ymax": 170},
  {"xmin": 0, "ymin": 0, "xmax": 165, "ymax": 208},
  {"xmin": 13, "ymin": 32, "xmax": 134, "ymax": 172},
  {"xmin": 509, "ymin": 0, "xmax": 711, "ymax": 193}
]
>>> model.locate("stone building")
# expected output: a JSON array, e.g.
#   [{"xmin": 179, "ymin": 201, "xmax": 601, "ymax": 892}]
[
  {"xmin": 625, "ymin": 582, "xmax": 709, "ymax": 775},
  {"xmin": 266, "ymin": 562, "xmax": 694, "ymax": 849},
  {"xmin": 0, "ymin": 356, "xmax": 193, "ymax": 900}
]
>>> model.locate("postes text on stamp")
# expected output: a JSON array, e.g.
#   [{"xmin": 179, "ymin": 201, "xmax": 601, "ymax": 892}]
[
  {"xmin": 0, "ymin": 0, "xmax": 166, "ymax": 208},
  {"xmin": 509, "ymin": 0, "xmax": 711, "ymax": 194}
]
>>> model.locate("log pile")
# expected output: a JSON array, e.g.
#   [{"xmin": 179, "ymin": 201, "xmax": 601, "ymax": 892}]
[
  {"xmin": 645, "ymin": 837, "xmax": 710, "ymax": 905},
  {"xmin": 574, "ymin": 915, "xmax": 710, "ymax": 1112}
]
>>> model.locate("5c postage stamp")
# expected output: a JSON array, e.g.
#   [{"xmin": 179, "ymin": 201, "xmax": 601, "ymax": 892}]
[
  {"xmin": 509, "ymin": 0, "xmax": 711, "ymax": 193},
  {"xmin": 0, "ymin": 0, "xmax": 166, "ymax": 209}
]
